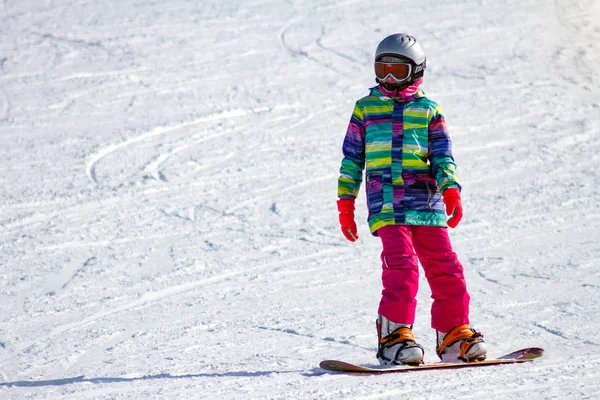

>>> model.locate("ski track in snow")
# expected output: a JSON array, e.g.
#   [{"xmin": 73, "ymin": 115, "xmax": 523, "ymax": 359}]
[
  {"xmin": 85, "ymin": 108, "xmax": 249, "ymax": 185},
  {"xmin": 36, "ymin": 247, "xmax": 347, "ymax": 344},
  {"xmin": 1, "ymin": 0, "xmax": 600, "ymax": 398}
]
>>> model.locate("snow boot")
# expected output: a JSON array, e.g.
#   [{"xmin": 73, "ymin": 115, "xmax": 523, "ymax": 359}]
[
  {"xmin": 436, "ymin": 324, "xmax": 487, "ymax": 362},
  {"xmin": 376, "ymin": 315, "xmax": 424, "ymax": 366}
]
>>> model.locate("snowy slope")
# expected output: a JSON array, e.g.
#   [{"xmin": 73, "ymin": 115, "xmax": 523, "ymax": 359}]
[{"xmin": 1, "ymin": 0, "xmax": 599, "ymax": 398}]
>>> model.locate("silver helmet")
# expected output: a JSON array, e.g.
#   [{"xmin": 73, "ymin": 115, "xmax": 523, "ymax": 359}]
[{"xmin": 374, "ymin": 34, "xmax": 426, "ymax": 87}]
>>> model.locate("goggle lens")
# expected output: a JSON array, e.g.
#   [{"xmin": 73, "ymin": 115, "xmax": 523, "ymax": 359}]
[{"xmin": 375, "ymin": 62, "xmax": 411, "ymax": 81}]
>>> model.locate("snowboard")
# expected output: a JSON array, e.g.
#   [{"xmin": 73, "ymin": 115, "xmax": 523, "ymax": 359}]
[{"xmin": 320, "ymin": 347, "xmax": 543, "ymax": 374}]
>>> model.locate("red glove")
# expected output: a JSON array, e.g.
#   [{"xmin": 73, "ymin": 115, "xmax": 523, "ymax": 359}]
[
  {"xmin": 337, "ymin": 199, "xmax": 359, "ymax": 242},
  {"xmin": 443, "ymin": 188, "xmax": 463, "ymax": 228}
]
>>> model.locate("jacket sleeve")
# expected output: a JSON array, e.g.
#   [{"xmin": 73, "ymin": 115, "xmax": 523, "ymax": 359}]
[
  {"xmin": 428, "ymin": 105, "xmax": 461, "ymax": 193},
  {"xmin": 338, "ymin": 103, "xmax": 366, "ymax": 199}
]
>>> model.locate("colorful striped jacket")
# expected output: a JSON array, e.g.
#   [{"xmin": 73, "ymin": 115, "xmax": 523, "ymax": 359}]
[{"xmin": 338, "ymin": 85, "xmax": 460, "ymax": 235}]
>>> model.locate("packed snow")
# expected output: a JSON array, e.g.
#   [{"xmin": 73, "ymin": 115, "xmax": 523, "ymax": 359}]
[{"xmin": 1, "ymin": 0, "xmax": 599, "ymax": 398}]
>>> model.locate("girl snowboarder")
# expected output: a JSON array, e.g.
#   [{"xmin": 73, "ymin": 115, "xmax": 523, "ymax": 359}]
[{"xmin": 336, "ymin": 33, "xmax": 487, "ymax": 365}]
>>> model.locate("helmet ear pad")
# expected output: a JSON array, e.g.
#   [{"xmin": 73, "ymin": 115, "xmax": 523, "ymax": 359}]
[{"xmin": 413, "ymin": 59, "xmax": 426, "ymax": 80}]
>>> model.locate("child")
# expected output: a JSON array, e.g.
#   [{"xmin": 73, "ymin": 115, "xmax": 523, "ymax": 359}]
[{"xmin": 336, "ymin": 33, "xmax": 487, "ymax": 365}]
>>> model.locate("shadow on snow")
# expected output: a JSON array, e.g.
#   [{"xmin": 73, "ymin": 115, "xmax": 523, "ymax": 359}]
[{"xmin": 1, "ymin": 369, "xmax": 325, "ymax": 388}]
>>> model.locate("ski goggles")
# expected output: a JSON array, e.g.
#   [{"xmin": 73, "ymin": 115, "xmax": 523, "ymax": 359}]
[{"xmin": 375, "ymin": 61, "xmax": 412, "ymax": 82}]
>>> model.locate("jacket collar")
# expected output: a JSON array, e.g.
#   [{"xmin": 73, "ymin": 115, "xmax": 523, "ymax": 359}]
[{"xmin": 370, "ymin": 78, "xmax": 425, "ymax": 102}]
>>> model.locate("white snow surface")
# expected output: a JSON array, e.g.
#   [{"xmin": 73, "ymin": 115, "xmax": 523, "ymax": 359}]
[{"xmin": 1, "ymin": 0, "xmax": 600, "ymax": 398}]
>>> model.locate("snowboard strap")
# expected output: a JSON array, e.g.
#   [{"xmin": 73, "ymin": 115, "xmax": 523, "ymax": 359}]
[
  {"xmin": 380, "ymin": 327, "xmax": 416, "ymax": 348},
  {"xmin": 436, "ymin": 324, "xmax": 484, "ymax": 361}
]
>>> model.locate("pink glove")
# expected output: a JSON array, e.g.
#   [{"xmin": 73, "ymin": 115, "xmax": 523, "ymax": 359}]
[
  {"xmin": 443, "ymin": 188, "xmax": 463, "ymax": 228},
  {"xmin": 337, "ymin": 199, "xmax": 359, "ymax": 242}
]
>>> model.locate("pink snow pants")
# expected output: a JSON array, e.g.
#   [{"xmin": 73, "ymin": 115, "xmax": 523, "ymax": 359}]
[{"xmin": 377, "ymin": 225, "xmax": 470, "ymax": 332}]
